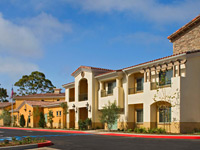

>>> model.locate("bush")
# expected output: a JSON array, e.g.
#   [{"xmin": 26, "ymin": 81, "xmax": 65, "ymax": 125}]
[
  {"xmin": 38, "ymin": 112, "xmax": 46, "ymax": 128},
  {"xmin": 78, "ymin": 120, "xmax": 87, "ymax": 130},
  {"xmin": 134, "ymin": 127, "xmax": 147, "ymax": 133},
  {"xmin": 134, "ymin": 127, "xmax": 166, "ymax": 134},
  {"xmin": 127, "ymin": 129, "xmax": 133, "ymax": 133},
  {"xmin": 20, "ymin": 114, "xmax": 25, "ymax": 127}
]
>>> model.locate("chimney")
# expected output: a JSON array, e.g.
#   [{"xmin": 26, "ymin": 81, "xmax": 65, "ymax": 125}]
[{"xmin": 54, "ymin": 88, "xmax": 62, "ymax": 94}]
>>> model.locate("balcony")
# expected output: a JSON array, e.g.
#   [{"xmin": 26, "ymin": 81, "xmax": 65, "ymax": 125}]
[
  {"xmin": 128, "ymin": 88, "xmax": 143, "ymax": 95},
  {"xmin": 101, "ymin": 90, "xmax": 113, "ymax": 97},
  {"xmin": 151, "ymin": 82, "xmax": 171, "ymax": 90},
  {"xmin": 79, "ymin": 93, "xmax": 88, "ymax": 101}
]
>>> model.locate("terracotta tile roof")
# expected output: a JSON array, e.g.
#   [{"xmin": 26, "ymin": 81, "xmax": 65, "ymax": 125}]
[
  {"xmin": 123, "ymin": 50, "xmax": 200, "ymax": 71},
  {"xmin": 12, "ymin": 100, "xmax": 65, "ymax": 112},
  {"xmin": 62, "ymin": 82, "xmax": 74, "ymax": 87},
  {"xmin": 14, "ymin": 93, "xmax": 65, "ymax": 99},
  {"xmin": 71, "ymin": 65, "xmax": 114, "ymax": 76},
  {"xmin": 0, "ymin": 102, "xmax": 14, "ymax": 108},
  {"xmin": 168, "ymin": 14, "xmax": 200, "ymax": 41}
]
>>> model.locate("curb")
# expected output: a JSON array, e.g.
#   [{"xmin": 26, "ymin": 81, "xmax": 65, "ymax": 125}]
[
  {"xmin": 100, "ymin": 133, "xmax": 200, "ymax": 139},
  {"xmin": 0, "ymin": 140, "xmax": 53, "ymax": 149},
  {"xmin": 1, "ymin": 127, "xmax": 200, "ymax": 140},
  {"xmin": 38, "ymin": 140, "xmax": 53, "ymax": 148}
]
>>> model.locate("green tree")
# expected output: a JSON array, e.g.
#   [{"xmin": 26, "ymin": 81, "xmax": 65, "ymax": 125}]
[
  {"xmin": 60, "ymin": 102, "xmax": 68, "ymax": 128},
  {"xmin": 100, "ymin": 101, "xmax": 120, "ymax": 131},
  {"xmin": 48, "ymin": 110, "xmax": 54, "ymax": 129},
  {"xmin": 0, "ymin": 109, "xmax": 11, "ymax": 126},
  {"xmin": 38, "ymin": 112, "xmax": 46, "ymax": 128},
  {"xmin": 20, "ymin": 114, "xmax": 25, "ymax": 127},
  {"xmin": 14, "ymin": 71, "xmax": 55, "ymax": 96},
  {"xmin": 0, "ymin": 88, "xmax": 9, "ymax": 102}
]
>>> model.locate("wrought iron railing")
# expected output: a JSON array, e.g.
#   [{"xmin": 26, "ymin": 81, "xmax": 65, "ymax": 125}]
[
  {"xmin": 79, "ymin": 93, "xmax": 88, "ymax": 101},
  {"xmin": 151, "ymin": 82, "xmax": 171, "ymax": 90},
  {"xmin": 128, "ymin": 87, "xmax": 143, "ymax": 95},
  {"xmin": 101, "ymin": 90, "xmax": 113, "ymax": 97}
]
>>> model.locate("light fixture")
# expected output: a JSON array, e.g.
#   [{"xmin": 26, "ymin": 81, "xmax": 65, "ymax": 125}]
[
  {"xmin": 86, "ymin": 102, "xmax": 91, "ymax": 112},
  {"xmin": 72, "ymin": 104, "xmax": 75, "ymax": 109}
]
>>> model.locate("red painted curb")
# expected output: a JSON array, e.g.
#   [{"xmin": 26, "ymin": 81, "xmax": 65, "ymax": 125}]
[
  {"xmin": 101, "ymin": 133, "xmax": 200, "ymax": 139},
  {"xmin": 38, "ymin": 140, "xmax": 53, "ymax": 148}
]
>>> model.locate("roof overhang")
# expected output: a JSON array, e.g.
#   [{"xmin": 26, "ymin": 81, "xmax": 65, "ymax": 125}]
[
  {"xmin": 95, "ymin": 71, "xmax": 123, "ymax": 81},
  {"xmin": 62, "ymin": 82, "xmax": 75, "ymax": 89},
  {"xmin": 123, "ymin": 53, "xmax": 186, "ymax": 75}
]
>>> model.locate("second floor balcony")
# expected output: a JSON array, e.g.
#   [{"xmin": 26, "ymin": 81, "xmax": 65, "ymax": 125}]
[
  {"xmin": 101, "ymin": 90, "xmax": 113, "ymax": 97},
  {"xmin": 79, "ymin": 93, "xmax": 88, "ymax": 101}
]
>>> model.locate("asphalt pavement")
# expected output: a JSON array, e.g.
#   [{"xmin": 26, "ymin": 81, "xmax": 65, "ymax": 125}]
[{"xmin": 1, "ymin": 129, "xmax": 200, "ymax": 150}]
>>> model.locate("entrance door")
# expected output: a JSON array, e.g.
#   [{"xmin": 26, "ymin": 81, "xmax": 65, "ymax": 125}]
[
  {"xmin": 69, "ymin": 110, "xmax": 75, "ymax": 128},
  {"xmin": 79, "ymin": 107, "xmax": 88, "ymax": 121}
]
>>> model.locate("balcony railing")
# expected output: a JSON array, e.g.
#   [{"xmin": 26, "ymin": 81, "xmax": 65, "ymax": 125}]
[
  {"xmin": 79, "ymin": 93, "xmax": 88, "ymax": 101},
  {"xmin": 69, "ymin": 97, "xmax": 75, "ymax": 102},
  {"xmin": 101, "ymin": 90, "xmax": 113, "ymax": 97},
  {"xmin": 128, "ymin": 88, "xmax": 143, "ymax": 95},
  {"xmin": 151, "ymin": 82, "xmax": 171, "ymax": 90}
]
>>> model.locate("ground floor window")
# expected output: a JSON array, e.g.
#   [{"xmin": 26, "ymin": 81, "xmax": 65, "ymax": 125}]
[
  {"xmin": 136, "ymin": 109, "xmax": 143, "ymax": 123},
  {"xmin": 159, "ymin": 107, "xmax": 171, "ymax": 123}
]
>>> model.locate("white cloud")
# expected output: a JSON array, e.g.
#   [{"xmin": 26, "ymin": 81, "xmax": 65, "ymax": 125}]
[
  {"xmin": 0, "ymin": 56, "xmax": 39, "ymax": 77},
  {"xmin": 65, "ymin": 0, "xmax": 200, "ymax": 24},
  {"xmin": 0, "ymin": 13, "xmax": 42, "ymax": 58},
  {"xmin": 21, "ymin": 13, "xmax": 72, "ymax": 42}
]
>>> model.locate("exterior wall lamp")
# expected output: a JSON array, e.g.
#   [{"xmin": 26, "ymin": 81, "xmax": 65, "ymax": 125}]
[
  {"xmin": 72, "ymin": 104, "xmax": 78, "ymax": 113},
  {"xmin": 86, "ymin": 102, "xmax": 91, "ymax": 112}
]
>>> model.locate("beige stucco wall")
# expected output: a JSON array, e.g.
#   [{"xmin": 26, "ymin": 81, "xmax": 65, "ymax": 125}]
[{"xmin": 180, "ymin": 54, "xmax": 200, "ymax": 132}]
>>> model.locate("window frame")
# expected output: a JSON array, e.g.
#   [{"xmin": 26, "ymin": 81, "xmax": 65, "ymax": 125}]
[
  {"xmin": 159, "ymin": 107, "xmax": 171, "ymax": 123},
  {"xmin": 136, "ymin": 109, "xmax": 143, "ymax": 123}
]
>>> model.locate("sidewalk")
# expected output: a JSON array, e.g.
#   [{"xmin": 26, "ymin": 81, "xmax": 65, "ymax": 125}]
[{"xmin": 1, "ymin": 127, "xmax": 200, "ymax": 140}]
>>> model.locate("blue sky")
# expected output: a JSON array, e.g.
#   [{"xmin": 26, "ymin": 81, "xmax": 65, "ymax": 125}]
[{"xmin": 0, "ymin": 0, "xmax": 199, "ymax": 96}]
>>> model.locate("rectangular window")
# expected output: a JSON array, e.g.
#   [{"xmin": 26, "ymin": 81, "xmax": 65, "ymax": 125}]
[
  {"xmin": 136, "ymin": 109, "xmax": 143, "ymax": 123},
  {"xmin": 107, "ymin": 81, "xmax": 116, "ymax": 94},
  {"xmin": 159, "ymin": 107, "xmax": 171, "ymax": 123},
  {"xmin": 136, "ymin": 77, "xmax": 144, "ymax": 92},
  {"xmin": 56, "ymin": 111, "xmax": 61, "ymax": 117},
  {"xmin": 159, "ymin": 70, "xmax": 173, "ymax": 86}
]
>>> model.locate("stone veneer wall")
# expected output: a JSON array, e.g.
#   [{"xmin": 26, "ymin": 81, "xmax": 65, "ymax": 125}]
[{"xmin": 172, "ymin": 22, "xmax": 200, "ymax": 54}]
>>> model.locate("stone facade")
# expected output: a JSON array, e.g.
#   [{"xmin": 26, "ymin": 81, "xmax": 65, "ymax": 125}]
[{"xmin": 172, "ymin": 22, "xmax": 200, "ymax": 54}]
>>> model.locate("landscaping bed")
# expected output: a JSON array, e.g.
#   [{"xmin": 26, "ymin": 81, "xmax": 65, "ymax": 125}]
[{"xmin": 0, "ymin": 136, "xmax": 47, "ymax": 147}]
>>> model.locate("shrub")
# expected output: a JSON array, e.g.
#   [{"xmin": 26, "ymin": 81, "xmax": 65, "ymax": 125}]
[
  {"xmin": 134, "ymin": 127, "xmax": 147, "ymax": 133},
  {"xmin": 38, "ymin": 112, "xmax": 46, "ymax": 128},
  {"xmin": 4, "ymin": 140, "xmax": 9, "ymax": 144},
  {"xmin": 78, "ymin": 120, "xmax": 87, "ymax": 130},
  {"xmin": 127, "ymin": 129, "xmax": 133, "ymax": 133},
  {"xmin": 85, "ymin": 118, "xmax": 92, "ymax": 127},
  {"xmin": 20, "ymin": 114, "xmax": 25, "ymax": 127}
]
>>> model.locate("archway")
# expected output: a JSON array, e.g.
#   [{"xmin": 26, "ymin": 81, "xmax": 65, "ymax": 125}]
[{"xmin": 79, "ymin": 78, "xmax": 88, "ymax": 101}]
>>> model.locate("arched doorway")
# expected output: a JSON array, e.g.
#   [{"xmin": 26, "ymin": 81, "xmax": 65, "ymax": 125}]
[
  {"xmin": 79, "ymin": 78, "xmax": 88, "ymax": 101},
  {"xmin": 150, "ymin": 101, "xmax": 171, "ymax": 131}
]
